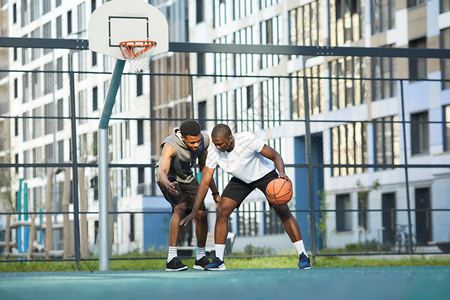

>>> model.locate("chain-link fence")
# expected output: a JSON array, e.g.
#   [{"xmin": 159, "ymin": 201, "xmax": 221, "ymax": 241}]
[{"xmin": 0, "ymin": 42, "xmax": 449, "ymax": 267}]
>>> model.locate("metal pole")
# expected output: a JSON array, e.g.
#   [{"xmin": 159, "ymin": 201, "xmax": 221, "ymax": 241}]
[
  {"xmin": 98, "ymin": 59, "xmax": 125, "ymax": 271},
  {"xmin": 399, "ymin": 80, "xmax": 414, "ymax": 254},
  {"xmin": 69, "ymin": 52, "xmax": 81, "ymax": 270},
  {"xmin": 302, "ymin": 57, "xmax": 317, "ymax": 262}
]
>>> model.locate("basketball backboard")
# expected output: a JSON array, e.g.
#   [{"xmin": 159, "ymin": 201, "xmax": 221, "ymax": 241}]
[{"xmin": 88, "ymin": 0, "xmax": 169, "ymax": 60}]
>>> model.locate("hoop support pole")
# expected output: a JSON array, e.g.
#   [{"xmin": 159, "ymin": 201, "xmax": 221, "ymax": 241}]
[{"xmin": 98, "ymin": 59, "xmax": 125, "ymax": 271}]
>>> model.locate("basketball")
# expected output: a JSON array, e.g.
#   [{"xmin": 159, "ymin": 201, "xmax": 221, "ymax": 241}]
[{"xmin": 265, "ymin": 178, "xmax": 293, "ymax": 205}]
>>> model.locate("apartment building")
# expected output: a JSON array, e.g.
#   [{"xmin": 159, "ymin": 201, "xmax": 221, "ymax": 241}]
[{"xmin": 187, "ymin": 0, "xmax": 450, "ymax": 250}]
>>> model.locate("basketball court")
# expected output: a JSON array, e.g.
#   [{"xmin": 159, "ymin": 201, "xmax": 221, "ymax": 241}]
[{"xmin": 0, "ymin": 267, "xmax": 448, "ymax": 300}]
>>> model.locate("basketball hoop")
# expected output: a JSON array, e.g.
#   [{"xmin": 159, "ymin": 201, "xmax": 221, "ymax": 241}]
[{"xmin": 119, "ymin": 40, "xmax": 157, "ymax": 74}]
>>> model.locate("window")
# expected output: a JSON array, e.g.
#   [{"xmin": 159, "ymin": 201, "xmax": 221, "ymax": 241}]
[
  {"xmin": 409, "ymin": 38, "xmax": 427, "ymax": 80},
  {"xmin": 260, "ymin": 16, "xmax": 281, "ymax": 69},
  {"xmin": 91, "ymin": 0, "xmax": 97, "ymax": 13},
  {"xmin": 371, "ymin": 52, "xmax": 396, "ymax": 100},
  {"xmin": 14, "ymin": 117, "xmax": 19, "ymax": 136},
  {"xmin": 13, "ymin": 4, "xmax": 17, "ymax": 24},
  {"xmin": 441, "ymin": 28, "xmax": 450, "ymax": 90},
  {"xmin": 56, "ymin": 0, "xmax": 62, "ymax": 7},
  {"xmin": 330, "ymin": 57, "xmax": 365, "ymax": 110},
  {"xmin": 30, "ymin": 0, "xmax": 39, "ymax": 22},
  {"xmin": 129, "ymin": 214, "xmax": 135, "ymax": 241},
  {"xmin": 234, "ymin": 26, "xmax": 256, "ymax": 75},
  {"xmin": 411, "ymin": 111, "xmax": 429, "ymax": 155},
  {"xmin": 138, "ymin": 168, "xmax": 145, "ymax": 184},
  {"xmin": 43, "ymin": 0, "xmax": 51, "ymax": 15},
  {"xmin": 336, "ymin": 194, "xmax": 352, "ymax": 232},
  {"xmin": 92, "ymin": 86, "xmax": 98, "ymax": 111},
  {"xmin": 233, "ymin": 0, "xmax": 252, "ymax": 19},
  {"xmin": 56, "ymin": 57, "xmax": 63, "ymax": 89},
  {"xmin": 58, "ymin": 140, "xmax": 64, "ymax": 162},
  {"xmin": 136, "ymin": 74, "xmax": 143, "ymax": 96},
  {"xmin": 93, "ymin": 132, "xmax": 98, "ymax": 156},
  {"xmin": 214, "ymin": 0, "xmax": 227, "ymax": 28},
  {"xmin": 22, "ymin": 73, "xmax": 28, "ymax": 103},
  {"xmin": 260, "ymin": 0, "xmax": 280, "ymax": 9},
  {"xmin": 407, "ymin": 0, "xmax": 426, "ymax": 8},
  {"xmin": 331, "ymin": 122, "xmax": 368, "ymax": 176},
  {"xmin": 92, "ymin": 52, "xmax": 97, "ymax": 66},
  {"xmin": 31, "ymin": 29, "xmax": 41, "ymax": 61},
  {"xmin": 13, "ymin": 48, "xmax": 17, "ymax": 61},
  {"xmin": 373, "ymin": 115, "xmax": 400, "ymax": 170},
  {"xmin": 137, "ymin": 120, "xmax": 144, "ymax": 145},
  {"xmin": 288, "ymin": 1, "xmax": 321, "ymax": 47},
  {"xmin": 77, "ymin": 3, "xmax": 86, "ymax": 35},
  {"xmin": 15, "ymin": 154, "xmax": 19, "ymax": 173},
  {"xmin": 196, "ymin": 0, "xmax": 204, "ymax": 23},
  {"xmin": 67, "ymin": 10, "xmax": 72, "ymax": 34},
  {"xmin": 198, "ymin": 101, "xmax": 207, "ymax": 129},
  {"xmin": 14, "ymin": 78, "xmax": 18, "ymax": 98},
  {"xmin": 21, "ymin": 0, "xmax": 28, "ymax": 27},
  {"xmin": 443, "ymin": 105, "xmax": 450, "ymax": 151},
  {"xmin": 44, "ymin": 63, "xmax": 53, "ymax": 95},
  {"xmin": 44, "ymin": 103, "xmax": 53, "ymax": 135},
  {"xmin": 291, "ymin": 65, "xmax": 325, "ymax": 119},
  {"xmin": 43, "ymin": 22, "xmax": 52, "ymax": 55},
  {"xmin": 32, "ymin": 108, "xmax": 41, "ymax": 139},
  {"xmin": 371, "ymin": 0, "xmax": 395, "ymax": 34},
  {"xmin": 197, "ymin": 53, "xmax": 205, "ymax": 74},
  {"xmin": 44, "ymin": 144, "xmax": 52, "ymax": 164},
  {"xmin": 442, "ymin": 0, "xmax": 450, "ymax": 13},
  {"xmin": 78, "ymin": 90, "xmax": 87, "ymax": 124},
  {"xmin": 330, "ymin": 0, "xmax": 363, "ymax": 46},
  {"xmin": 57, "ymin": 99, "xmax": 64, "ymax": 131},
  {"xmin": 56, "ymin": 16, "xmax": 62, "ymax": 38},
  {"xmin": 246, "ymin": 85, "xmax": 254, "ymax": 110},
  {"xmin": 31, "ymin": 69, "xmax": 41, "ymax": 99}
]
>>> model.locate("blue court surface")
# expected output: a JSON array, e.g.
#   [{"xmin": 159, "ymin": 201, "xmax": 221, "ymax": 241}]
[{"xmin": 1, "ymin": 267, "xmax": 449, "ymax": 300}]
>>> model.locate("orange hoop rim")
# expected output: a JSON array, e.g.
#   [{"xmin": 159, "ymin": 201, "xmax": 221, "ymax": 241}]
[{"xmin": 119, "ymin": 40, "xmax": 157, "ymax": 59}]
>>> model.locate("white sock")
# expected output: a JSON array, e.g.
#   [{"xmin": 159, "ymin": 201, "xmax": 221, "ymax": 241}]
[
  {"xmin": 167, "ymin": 246, "xmax": 177, "ymax": 263},
  {"xmin": 293, "ymin": 240, "xmax": 308, "ymax": 257},
  {"xmin": 196, "ymin": 247, "xmax": 206, "ymax": 260},
  {"xmin": 215, "ymin": 244, "xmax": 226, "ymax": 261}
]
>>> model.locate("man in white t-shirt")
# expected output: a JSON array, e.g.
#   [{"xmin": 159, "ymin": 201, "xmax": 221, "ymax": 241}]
[{"xmin": 181, "ymin": 124, "xmax": 310, "ymax": 270}]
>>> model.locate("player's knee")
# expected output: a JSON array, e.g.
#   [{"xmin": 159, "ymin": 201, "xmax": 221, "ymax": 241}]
[
  {"xmin": 216, "ymin": 205, "xmax": 231, "ymax": 219},
  {"xmin": 173, "ymin": 204, "xmax": 187, "ymax": 216}
]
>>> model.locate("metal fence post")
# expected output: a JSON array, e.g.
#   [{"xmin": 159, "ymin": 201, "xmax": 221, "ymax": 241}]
[
  {"xmin": 69, "ymin": 52, "xmax": 81, "ymax": 270},
  {"xmin": 399, "ymin": 80, "xmax": 414, "ymax": 254},
  {"xmin": 302, "ymin": 58, "xmax": 317, "ymax": 262}
]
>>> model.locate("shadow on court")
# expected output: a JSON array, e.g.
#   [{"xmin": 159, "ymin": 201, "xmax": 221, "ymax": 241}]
[{"xmin": 1, "ymin": 267, "xmax": 449, "ymax": 300}]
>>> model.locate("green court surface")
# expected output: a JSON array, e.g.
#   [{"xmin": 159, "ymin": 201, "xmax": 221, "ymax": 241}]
[{"xmin": 1, "ymin": 267, "xmax": 449, "ymax": 300}]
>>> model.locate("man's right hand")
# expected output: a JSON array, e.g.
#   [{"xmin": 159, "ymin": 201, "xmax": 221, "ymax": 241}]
[
  {"xmin": 180, "ymin": 211, "xmax": 197, "ymax": 226},
  {"xmin": 167, "ymin": 181, "xmax": 179, "ymax": 195}
]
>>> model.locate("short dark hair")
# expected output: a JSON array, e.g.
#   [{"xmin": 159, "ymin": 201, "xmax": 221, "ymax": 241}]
[
  {"xmin": 211, "ymin": 124, "xmax": 232, "ymax": 138},
  {"xmin": 180, "ymin": 120, "xmax": 201, "ymax": 137}
]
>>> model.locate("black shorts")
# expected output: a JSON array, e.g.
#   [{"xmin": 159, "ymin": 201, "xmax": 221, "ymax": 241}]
[
  {"xmin": 221, "ymin": 169, "xmax": 278, "ymax": 207},
  {"xmin": 157, "ymin": 179, "xmax": 206, "ymax": 214}
]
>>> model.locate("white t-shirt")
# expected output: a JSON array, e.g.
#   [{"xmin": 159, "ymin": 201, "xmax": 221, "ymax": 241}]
[{"xmin": 205, "ymin": 132, "xmax": 275, "ymax": 183}]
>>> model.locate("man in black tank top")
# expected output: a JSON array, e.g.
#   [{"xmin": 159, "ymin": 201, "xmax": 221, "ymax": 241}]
[{"xmin": 156, "ymin": 120, "xmax": 220, "ymax": 271}]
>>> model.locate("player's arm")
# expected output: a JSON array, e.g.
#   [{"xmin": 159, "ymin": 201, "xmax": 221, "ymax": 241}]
[
  {"xmin": 158, "ymin": 143, "xmax": 179, "ymax": 195},
  {"xmin": 259, "ymin": 144, "xmax": 288, "ymax": 179},
  {"xmin": 198, "ymin": 148, "xmax": 220, "ymax": 206},
  {"xmin": 180, "ymin": 165, "xmax": 215, "ymax": 226}
]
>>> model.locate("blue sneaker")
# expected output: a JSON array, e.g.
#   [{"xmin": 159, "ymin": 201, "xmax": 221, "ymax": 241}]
[
  {"xmin": 204, "ymin": 257, "xmax": 226, "ymax": 271},
  {"xmin": 298, "ymin": 253, "xmax": 311, "ymax": 269}
]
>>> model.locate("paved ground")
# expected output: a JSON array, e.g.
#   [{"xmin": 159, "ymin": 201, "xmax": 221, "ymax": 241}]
[{"xmin": 1, "ymin": 266, "xmax": 449, "ymax": 300}]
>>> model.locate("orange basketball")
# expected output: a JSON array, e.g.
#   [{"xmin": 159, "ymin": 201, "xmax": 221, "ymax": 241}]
[{"xmin": 265, "ymin": 178, "xmax": 293, "ymax": 205}]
